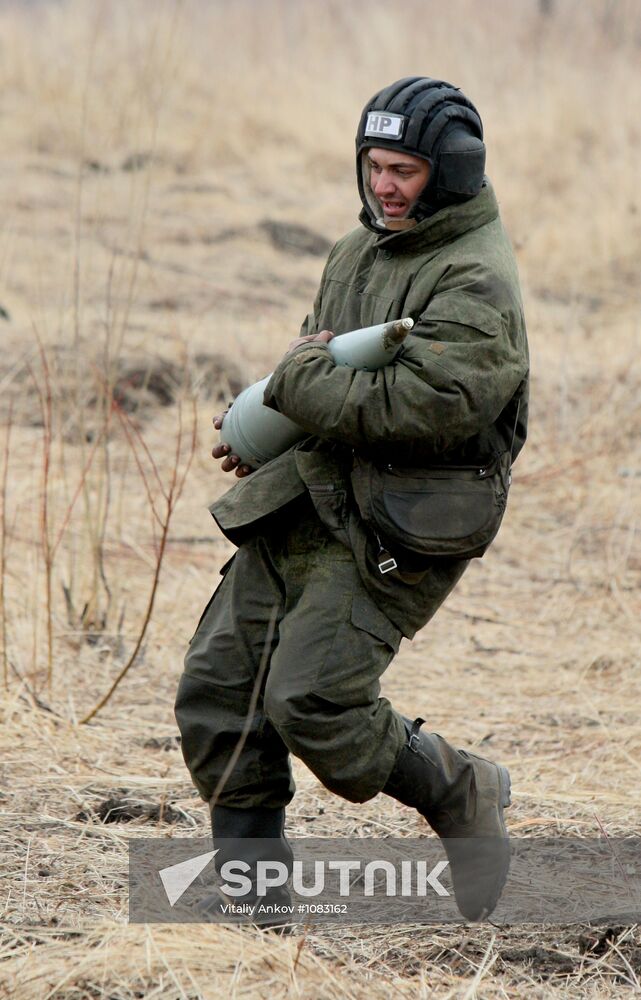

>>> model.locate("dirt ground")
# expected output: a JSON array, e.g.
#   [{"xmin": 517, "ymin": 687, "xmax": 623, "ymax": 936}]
[{"xmin": 1, "ymin": 1, "xmax": 640, "ymax": 997}]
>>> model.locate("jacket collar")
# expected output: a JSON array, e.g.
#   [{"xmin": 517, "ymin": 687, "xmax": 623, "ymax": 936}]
[{"xmin": 358, "ymin": 179, "xmax": 499, "ymax": 253}]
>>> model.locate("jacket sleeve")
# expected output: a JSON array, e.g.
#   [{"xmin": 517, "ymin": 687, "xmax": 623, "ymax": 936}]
[{"xmin": 263, "ymin": 270, "xmax": 529, "ymax": 457}]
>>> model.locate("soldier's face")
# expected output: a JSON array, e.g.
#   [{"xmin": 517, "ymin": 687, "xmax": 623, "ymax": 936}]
[{"xmin": 367, "ymin": 148, "xmax": 431, "ymax": 220}]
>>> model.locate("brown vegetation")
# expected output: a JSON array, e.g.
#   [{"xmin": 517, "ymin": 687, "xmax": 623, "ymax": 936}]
[{"xmin": 0, "ymin": 0, "xmax": 640, "ymax": 996}]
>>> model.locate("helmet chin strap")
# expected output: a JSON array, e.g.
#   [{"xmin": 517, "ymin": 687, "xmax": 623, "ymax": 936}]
[{"xmin": 382, "ymin": 217, "xmax": 418, "ymax": 231}]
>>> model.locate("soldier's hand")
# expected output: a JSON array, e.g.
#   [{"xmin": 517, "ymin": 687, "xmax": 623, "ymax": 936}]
[
  {"xmin": 286, "ymin": 329, "xmax": 335, "ymax": 354},
  {"xmin": 212, "ymin": 411, "xmax": 254, "ymax": 478}
]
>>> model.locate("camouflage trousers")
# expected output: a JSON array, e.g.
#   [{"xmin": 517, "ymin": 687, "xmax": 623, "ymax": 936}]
[{"xmin": 174, "ymin": 500, "xmax": 407, "ymax": 809}]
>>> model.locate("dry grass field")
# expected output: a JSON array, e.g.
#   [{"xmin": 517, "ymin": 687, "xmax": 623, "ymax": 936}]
[{"xmin": 1, "ymin": 0, "xmax": 640, "ymax": 996}]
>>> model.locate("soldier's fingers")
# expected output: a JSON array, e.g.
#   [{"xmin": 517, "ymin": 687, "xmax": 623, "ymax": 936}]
[
  {"xmin": 287, "ymin": 334, "xmax": 316, "ymax": 351},
  {"xmin": 211, "ymin": 443, "xmax": 230, "ymax": 459},
  {"xmin": 221, "ymin": 454, "xmax": 240, "ymax": 472},
  {"xmin": 235, "ymin": 465, "xmax": 253, "ymax": 478},
  {"xmin": 212, "ymin": 410, "xmax": 230, "ymax": 429}
]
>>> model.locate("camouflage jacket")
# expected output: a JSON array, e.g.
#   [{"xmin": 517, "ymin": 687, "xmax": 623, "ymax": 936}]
[{"xmin": 210, "ymin": 181, "xmax": 529, "ymax": 637}]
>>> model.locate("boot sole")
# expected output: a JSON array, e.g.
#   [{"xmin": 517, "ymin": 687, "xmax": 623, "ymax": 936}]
[
  {"xmin": 466, "ymin": 764, "xmax": 511, "ymax": 923},
  {"xmin": 498, "ymin": 765, "xmax": 512, "ymax": 810}
]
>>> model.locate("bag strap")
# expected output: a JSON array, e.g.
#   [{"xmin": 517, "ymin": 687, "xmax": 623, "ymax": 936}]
[{"xmin": 509, "ymin": 397, "xmax": 521, "ymax": 464}]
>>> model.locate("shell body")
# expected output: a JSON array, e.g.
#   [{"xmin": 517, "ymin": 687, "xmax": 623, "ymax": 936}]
[{"xmin": 219, "ymin": 318, "xmax": 414, "ymax": 467}]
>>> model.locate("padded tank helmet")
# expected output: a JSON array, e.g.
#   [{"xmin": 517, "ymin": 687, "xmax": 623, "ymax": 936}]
[{"xmin": 356, "ymin": 77, "xmax": 486, "ymax": 226}]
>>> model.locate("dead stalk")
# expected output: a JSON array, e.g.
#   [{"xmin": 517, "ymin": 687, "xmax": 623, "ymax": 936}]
[
  {"xmin": 25, "ymin": 338, "xmax": 117, "ymax": 695},
  {"xmin": 28, "ymin": 334, "xmax": 55, "ymax": 693},
  {"xmin": 1, "ymin": 400, "xmax": 13, "ymax": 689},
  {"xmin": 71, "ymin": 21, "xmax": 119, "ymax": 635},
  {"xmin": 80, "ymin": 398, "xmax": 196, "ymax": 724}
]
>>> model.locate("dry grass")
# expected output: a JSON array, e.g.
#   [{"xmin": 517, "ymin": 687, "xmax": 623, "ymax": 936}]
[{"xmin": 1, "ymin": 0, "xmax": 641, "ymax": 996}]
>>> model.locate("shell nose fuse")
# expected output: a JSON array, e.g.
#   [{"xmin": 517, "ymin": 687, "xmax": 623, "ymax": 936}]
[{"xmin": 219, "ymin": 318, "xmax": 414, "ymax": 468}]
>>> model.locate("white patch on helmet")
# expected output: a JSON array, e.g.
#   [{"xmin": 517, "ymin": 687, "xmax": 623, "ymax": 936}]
[{"xmin": 364, "ymin": 112, "xmax": 405, "ymax": 139}]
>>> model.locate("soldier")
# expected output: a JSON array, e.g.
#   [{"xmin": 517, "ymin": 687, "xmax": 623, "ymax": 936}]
[{"xmin": 175, "ymin": 77, "xmax": 529, "ymax": 924}]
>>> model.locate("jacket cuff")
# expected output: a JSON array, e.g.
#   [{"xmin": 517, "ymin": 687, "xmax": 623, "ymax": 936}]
[{"xmin": 263, "ymin": 342, "xmax": 333, "ymax": 412}]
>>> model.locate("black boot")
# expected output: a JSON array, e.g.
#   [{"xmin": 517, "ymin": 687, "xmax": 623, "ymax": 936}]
[
  {"xmin": 200, "ymin": 805, "xmax": 294, "ymax": 932},
  {"xmin": 383, "ymin": 718, "xmax": 511, "ymax": 921}
]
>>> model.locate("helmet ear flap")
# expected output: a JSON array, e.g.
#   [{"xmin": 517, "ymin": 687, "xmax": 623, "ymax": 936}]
[{"xmin": 437, "ymin": 133, "xmax": 486, "ymax": 198}]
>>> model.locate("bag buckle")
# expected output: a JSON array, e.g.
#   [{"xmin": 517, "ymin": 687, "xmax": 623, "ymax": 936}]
[
  {"xmin": 408, "ymin": 717, "xmax": 425, "ymax": 751},
  {"xmin": 374, "ymin": 531, "xmax": 397, "ymax": 574}
]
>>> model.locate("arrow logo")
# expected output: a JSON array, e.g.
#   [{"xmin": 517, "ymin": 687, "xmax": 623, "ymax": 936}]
[{"xmin": 158, "ymin": 849, "xmax": 218, "ymax": 906}]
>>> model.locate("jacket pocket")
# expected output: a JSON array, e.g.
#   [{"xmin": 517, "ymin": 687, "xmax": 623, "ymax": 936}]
[
  {"xmin": 358, "ymin": 291, "xmax": 400, "ymax": 328},
  {"xmin": 307, "ymin": 484, "xmax": 350, "ymax": 548},
  {"xmin": 421, "ymin": 295, "xmax": 504, "ymax": 338}
]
